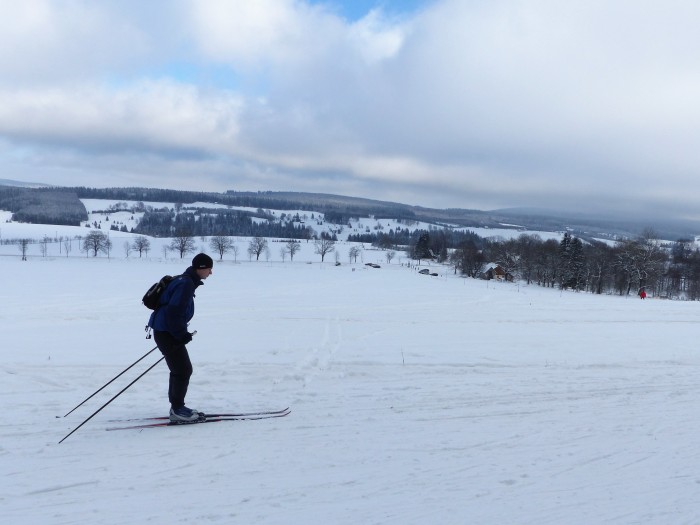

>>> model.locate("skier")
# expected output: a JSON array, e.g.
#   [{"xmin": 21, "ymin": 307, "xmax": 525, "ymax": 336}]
[
  {"xmin": 639, "ymin": 287, "xmax": 647, "ymax": 300},
  {"xmin": 148, "ymin": 252, "xmax": 214, "ymax": 422}
]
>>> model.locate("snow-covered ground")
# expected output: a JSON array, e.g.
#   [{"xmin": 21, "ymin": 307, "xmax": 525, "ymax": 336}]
[{"xmin": 3, "ymin": 252, "xmax": 700, "ymax": 524}]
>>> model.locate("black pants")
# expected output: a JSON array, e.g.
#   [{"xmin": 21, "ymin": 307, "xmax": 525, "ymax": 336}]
[{"xmin": 154, "ymin": 331, "xmax": 192, "ymax": 409}]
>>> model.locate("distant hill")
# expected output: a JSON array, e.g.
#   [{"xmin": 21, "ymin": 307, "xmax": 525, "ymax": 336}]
[
  {"xmin": 0, "ymin": 178, "xmax": 50, "ymax": 189},
  {"xmin": 216, "ymin": 191, "xmax": 700, "ymax": 241},
  {"xmin": 489, "ymin": 207, "xmax": 700, "ymax": 243},
  {"xmin": 230, "ymin": 191, "xmax": 700, "ymax": 241},
  {"xmin": 2, "ymin": 184, "xmax": 699, "ymax": 241}
]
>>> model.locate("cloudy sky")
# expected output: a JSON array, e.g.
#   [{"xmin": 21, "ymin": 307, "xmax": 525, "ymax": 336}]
[{"xmin": 1, "ymin": 0, "xmax": 699, "ymax": 219}]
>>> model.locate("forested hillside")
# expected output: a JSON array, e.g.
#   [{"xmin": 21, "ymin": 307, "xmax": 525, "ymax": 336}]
[
  {"xmin": 4, "ymin": 184, "xmax": 700, "ymax": 241},
  {"xmin": 0, "ymin": 187, "xmax": 86, "ymax": 225}
]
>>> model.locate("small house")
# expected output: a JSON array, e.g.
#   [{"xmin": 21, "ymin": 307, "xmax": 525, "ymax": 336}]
[{"xmin": 480, "ymin": 263, "xmax": 514, "ymax": 282}]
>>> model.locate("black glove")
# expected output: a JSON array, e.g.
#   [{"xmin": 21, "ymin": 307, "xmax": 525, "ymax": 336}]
[{"xmin": 180, "ymin": 332, "xmax": 193, "ymax": 344}]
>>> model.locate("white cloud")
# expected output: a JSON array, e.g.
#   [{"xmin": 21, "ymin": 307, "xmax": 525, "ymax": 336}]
[
  {"xmin": 347, "ymin": 9, "xmax": 406, "ymax": 63},
  {"xmin": 189, "ymin": 0, "xmax": 335, "ymax": 68},
  {"xmin": 0, "ymin": 81, "xmax": 243, "ymax": 157},
  {"xmin": 2, "ymin": 0, "xmax": 700, "ymax": 218},
  {"xmin": 188, "ymin": 0, "xmax": 406, "ymax": 68},
  {"xmin": 0, "ymin": 0, "xmax": 157, "ymax": 86}
]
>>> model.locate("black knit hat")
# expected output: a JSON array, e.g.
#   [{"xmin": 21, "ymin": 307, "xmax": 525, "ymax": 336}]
[{"xmin": 192, "ymin": 253, "xmax": 214, "ymax": 269}]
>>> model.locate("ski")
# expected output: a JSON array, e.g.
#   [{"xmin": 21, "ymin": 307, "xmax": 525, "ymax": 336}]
[
  {"xmin": 107, "ymin": 407, "xmax": 290, "ymax": 423},
  {"xmin": 106, "ymin": 410, "xmax": 290, "ymax": 431}
]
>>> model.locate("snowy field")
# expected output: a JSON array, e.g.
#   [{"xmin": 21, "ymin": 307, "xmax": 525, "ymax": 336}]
[{"xmin": 3, "ymin": 253, "xmax": 700, "ymax": 524}]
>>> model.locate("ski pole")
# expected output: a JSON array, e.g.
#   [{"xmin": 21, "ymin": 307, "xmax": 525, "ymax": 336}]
[
  {"xmin": 62, "ymin": 345, "xmax": 159, "ymax": 417},
  {"xmin": 59, "ymin": 356, "xmax": 165, "ymax": 444}
]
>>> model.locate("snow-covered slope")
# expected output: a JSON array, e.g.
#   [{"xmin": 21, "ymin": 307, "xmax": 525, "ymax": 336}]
[{"xmin": 2, "ymin": 255, "xmax": 698, "ymax": 524}]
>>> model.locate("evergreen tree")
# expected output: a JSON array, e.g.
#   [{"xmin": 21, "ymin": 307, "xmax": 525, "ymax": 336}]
[
  {"xmin": 558, "ymin": 233, "xmax": 586, "ymax": 290},
  {"xmin": 569, "ymin": 237, "xmax": 586, "ymax": 290},
  {"xmin": 413, "ymin": 232, "xmax": 432, "ymax": 261}
]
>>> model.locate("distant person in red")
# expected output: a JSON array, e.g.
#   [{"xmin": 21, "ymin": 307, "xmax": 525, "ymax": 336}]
[{"xmin": 639, "ymin": 288, "xmax": 647, "ymax": 300}]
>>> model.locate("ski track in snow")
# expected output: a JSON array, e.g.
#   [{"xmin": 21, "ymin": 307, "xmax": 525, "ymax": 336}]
[{"xmin": 2, "ymin": 257, "xmax": 700, "ymax": 524}]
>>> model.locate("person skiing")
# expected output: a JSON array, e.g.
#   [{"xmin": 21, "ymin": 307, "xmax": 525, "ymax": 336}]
[{"xmin": 148, "ymin": 252, "xmax": 214, "ymax": 422}]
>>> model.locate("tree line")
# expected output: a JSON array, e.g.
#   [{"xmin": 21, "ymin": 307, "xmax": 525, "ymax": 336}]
[
  {"xmin": 9, "ymin": 217, "xmax": 700, "ymax": 299},
  {"xmin": 406, "ymin": 228, "xmax": 698, "ymax": 299},
  {"xmin": 133, "ymin": 208, "xmax": 314, "ymax": 239}
]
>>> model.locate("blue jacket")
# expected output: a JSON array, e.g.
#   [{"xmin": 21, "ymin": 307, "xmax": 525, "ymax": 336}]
[{"xmin": 148, "ymin": 266, "xmax": 203, "ymax": 341}]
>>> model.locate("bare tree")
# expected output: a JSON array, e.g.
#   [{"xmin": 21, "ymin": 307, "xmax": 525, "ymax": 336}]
[
  {"xmin": 385, "ymin": 251, "xmax": 395, "ymax": 264},
  {"xmin": 613, "ymin": 229, "xmax": 666, "ymax": 296},
  {"xmin": 348, "ymin": 246, "xmax": 361, "ymax": 263},
  {"xmin": 210, "ymin": 235, "xmax": 233, "ymax": 260},
  {"xmin": 586, "ymin": 240, "xmax": 615, "ymax": 295},
  {"xmin": 248, "ymin": 236, "xmax": 268, "ymax": 261},
  {"xmin": 17, "ymin": 238, "xmax": 31, "ymax": 260},
  {"xmin": 170, "ymin": 232, "xmax": 196, "ymax": 259},
  {"xmin": 132, "ymin": 236, "xmax": 151, "ymax": 257},
  {"xmin": 105, "ymin": 235, "xmax": 113, "ymax": 258},
  {"xmin": 515, "ymin": 234, "xmax": 540, "ymax": 285},
  {"xmin": 450, "ymin": 240, "xmax": 485, "ymax": 277},
  {"xmin": 63, "ymin": 237, "xmax": 72, "ymax": 257},
  {"xmin": 538, "ymin": 239, "xmax": 560, "ymax": 288},
  {"xmin": 83, "ymin": 231, "xmax": 110, "ymax": 257},
  {"xmin": 314, "ymin": 238, "xmax": 335, "ymax": 262},
  {"xmin": 123, "ymin": 241, "xmax": 132, "ymax": 258},
  {"xmin": 285, "ymin": 239, "xmax": 301, "ymax": 261},
  {"xmin": 40, "ymin": 235, "xmax": 50, "ymax": 256}
]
